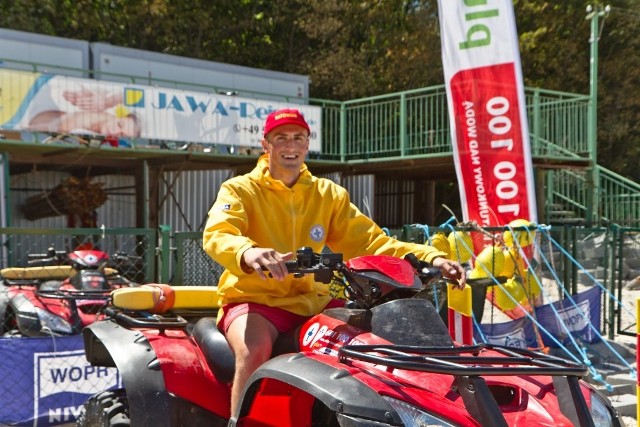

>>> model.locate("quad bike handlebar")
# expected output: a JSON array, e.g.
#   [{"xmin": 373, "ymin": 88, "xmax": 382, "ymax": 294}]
[
  {"xmin": 279, "ymin": 247, "xmax": 444, "ymax": 286},
  {"xmin": 403, "ymin": 252, "xmax": 443, "ymax": 285},
  {"xmin": 26, "ymin": 247, "xmax": 69, "ymax": 267},
  {"xmin": 265, "ymin": 247, "xmax": 343, "ymax": 284},
  {"xmin": 270, "ymin": 248, "xmax": 449, "ymax": 310},
  {"xmin": 24, "ymin": 246, "xmax": 141, "ymax": 276}
]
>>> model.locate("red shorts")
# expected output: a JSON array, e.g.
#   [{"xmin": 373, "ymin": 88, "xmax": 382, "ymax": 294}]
[{"xmin": 219, "ymin": 299, "xmax": 345, "ymax": 335}]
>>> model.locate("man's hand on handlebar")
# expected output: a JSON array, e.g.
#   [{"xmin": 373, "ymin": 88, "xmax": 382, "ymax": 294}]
[
  {"xmin": 431, "ymin": 257, "xmax": 467, "ymax": 289},
  {"xmin": 241, "ymin": 247, "xmax": 294, "ymax": 281}
]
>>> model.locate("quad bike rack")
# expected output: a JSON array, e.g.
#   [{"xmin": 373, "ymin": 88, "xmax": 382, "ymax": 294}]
[
  {"xmin": 35, "ymin": 289, "xmax": 113, "ymax": 329},
  {"xmin": 105, "ymin": 306, "xmax": 190, "ymax": 329},
  {"xmin": 339, "ymin": 344, "xmax": 594, "ymax": 427},
  {"xmin": 104, "ymin": 306, "xmax": 220, "ymax": 331}
]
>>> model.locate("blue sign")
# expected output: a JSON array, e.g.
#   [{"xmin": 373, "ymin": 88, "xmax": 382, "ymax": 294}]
[
  {"xmin": 475, "ymin": 287, "xmax": 602, "ymax": 349},
  {"xmin": 535, "ymin": 286, "xmax": 602, "ymax": 347},
  {"xmin": 0, "ymin": 335, "xmax": 120, "ymax": 426}
]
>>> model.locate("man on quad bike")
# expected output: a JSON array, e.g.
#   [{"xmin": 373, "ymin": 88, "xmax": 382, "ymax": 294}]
[{"xmin": 203, "ymin": 108, "xmax": 467, "ymax": 416}]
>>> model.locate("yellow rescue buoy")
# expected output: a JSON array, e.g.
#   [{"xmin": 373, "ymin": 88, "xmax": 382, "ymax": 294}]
[
  {"xmin": 470, "ymin": 245, "xmax": 504, "ymax": 279},
  {"xmin": 494, "ymin": 277, "xmax": 525, "ymax": 311},
  {"xmin": 447, "ymin": 230, "xmax": 474, "ymax": 264},
  {"xmin": 503, "ymin": 219, "xmax": 536, "ymax": 248}
]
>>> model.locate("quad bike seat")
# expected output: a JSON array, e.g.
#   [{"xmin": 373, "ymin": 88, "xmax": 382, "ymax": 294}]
[
  {"xmin": 192, "ymin": 317, "xmax": 236, "ymax": 383},
  {"xmin": 192, "ymin": 316, "xmax": 302, "ymax": 384}
]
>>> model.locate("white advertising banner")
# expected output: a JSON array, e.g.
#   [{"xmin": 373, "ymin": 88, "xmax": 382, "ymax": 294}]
[
  {"xmin": 437, "ymin": 1, "xmax": 537, "ymax": 226},
  {"xmin": 0, "ymin": 69, "xmax": 322, "ymax": 151}
]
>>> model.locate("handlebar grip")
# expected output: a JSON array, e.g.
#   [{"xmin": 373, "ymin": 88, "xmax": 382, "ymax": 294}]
[
  {"xmin": 418, "ymin": 266, "xmax": 442, "ymax": 285},
  {"xmin": 284, "ymin": 261, "xmax": 299, "ymax": 272},
  {"xmin": 403, "ymin": 253, "xmax": 421, "ymax": 269},
  {"xmin": 261, "ymin": 262, "xmax": 301, "ymax": 278}
]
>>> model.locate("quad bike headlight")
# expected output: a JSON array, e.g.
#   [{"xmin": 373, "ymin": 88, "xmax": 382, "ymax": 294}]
[
  {"xmin": 589, "ymin": 389, "xmax": 615, "ymax": 427},
  {"xmin": 382, "ymin": 396, "xmax": 456, "ymax": 427},
  {"xmin": 36, "ymin": 308, "xmax": 73, "ymax": 335}
]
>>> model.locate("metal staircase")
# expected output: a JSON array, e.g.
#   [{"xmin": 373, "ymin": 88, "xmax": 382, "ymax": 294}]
[{"xmin": 546, "ymin": 166, "xmax": 640, "ymax": 227}]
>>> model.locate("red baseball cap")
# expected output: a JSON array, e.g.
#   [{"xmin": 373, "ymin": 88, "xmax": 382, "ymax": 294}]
[{"xmin": 263, "ymin": 108, "xmax": 310, "ymax": 137}]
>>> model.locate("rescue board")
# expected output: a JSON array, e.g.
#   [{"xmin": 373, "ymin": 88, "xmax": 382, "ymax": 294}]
[
  {"xmin": 1, "ymin": 265, "xmax": 75, "ymax": 280},
  {"xmin": 112, "ymin": 284, "xmax": 219, "ymax": 312}
]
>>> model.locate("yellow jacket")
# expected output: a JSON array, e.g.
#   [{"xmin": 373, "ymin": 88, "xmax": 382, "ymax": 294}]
[{"xmin": 203, "ymin": 155, "xmax": 448, "ymax": 316}]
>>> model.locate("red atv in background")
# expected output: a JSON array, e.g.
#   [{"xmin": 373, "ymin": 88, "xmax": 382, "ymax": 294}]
[
  {"xmin": 79, "ymin": 247, "xmax": 622, "ymax": 426},
  {"xmin": 0, "ymin": 246, "xmax": 138, "ymax": 337}
]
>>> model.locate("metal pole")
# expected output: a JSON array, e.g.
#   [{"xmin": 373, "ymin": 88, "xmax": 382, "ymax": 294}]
[{"xmin": 585, "ymin": 4, "xmax": 610, "ymax": 225}]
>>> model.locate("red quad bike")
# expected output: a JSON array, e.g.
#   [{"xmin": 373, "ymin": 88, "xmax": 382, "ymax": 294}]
[
  {"xmin": 0, "ymin": 247, "xmax": 137, "ymax": 337},
  {"xmin": 78, "ymin": 247, "xmax": 622, "ymax": 426}
]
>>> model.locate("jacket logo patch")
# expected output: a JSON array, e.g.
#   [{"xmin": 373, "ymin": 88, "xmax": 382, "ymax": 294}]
[{"xmin": 310, "ymin": 225, "xmax": 325, "ymax": 242}]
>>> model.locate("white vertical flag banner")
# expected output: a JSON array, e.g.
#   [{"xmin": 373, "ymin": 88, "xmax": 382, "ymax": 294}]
[{"xmin": 437, "ymin": 0, "xmax": 537, "ymax": 227}]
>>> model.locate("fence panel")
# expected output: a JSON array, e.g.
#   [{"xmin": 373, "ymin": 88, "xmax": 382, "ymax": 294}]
[
  {"xmin": 0, "ymin": 227, "xmax": 155, "ymax": 280},
  {"xmin": 172, "ymin": 224, "xmax": 637, "ymax": 340},
  {"xmin": 405, "ymin": 224, "xmax": 639, "ymax": 338},
  {"xmin": 0, "ymin": 227, "xmax": 155, "ymax": 337},
  {"xmin": 616, "ymin": 227, "xmax": 640, "ymax": 336},
  {"xmin": 173, "ymin": 231, "xmax": 223, "ymax": 287}
]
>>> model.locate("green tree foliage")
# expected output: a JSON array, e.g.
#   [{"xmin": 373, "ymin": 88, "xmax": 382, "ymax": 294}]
[
  {"xmin": 0, "ymin": 0, "xmax": 637, "ymax": 180},
  {"xmin": 594, "ymin": 2, "xmax": 640, "ymax": 182}
]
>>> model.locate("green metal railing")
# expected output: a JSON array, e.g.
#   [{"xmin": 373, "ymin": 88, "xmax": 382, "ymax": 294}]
[
  {"xmin": 600, "ymin": 168, "xmax": 640, "ymax": 226},
  {"xmin": 526, "ymin": 89, "xmax": 591, "ymax": 158},
  {"xmin": 312, "ymin": 85, "xmax": 591, "ymax": 163},
  {"xmin": 546, "ymin": 169, "xmax": 589, "ymax": 223}
]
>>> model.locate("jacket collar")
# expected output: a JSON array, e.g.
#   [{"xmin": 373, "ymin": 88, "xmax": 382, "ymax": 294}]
[{"xmin": 250, "ymin": 154, "xmax": 312, "ymax": 188}]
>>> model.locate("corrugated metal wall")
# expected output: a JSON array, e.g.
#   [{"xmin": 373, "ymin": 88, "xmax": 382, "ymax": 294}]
[
  {"xmin": 7, "ymin": 168, "xmax": 379, "ymax": 234},
  {"xmin": 9, "ymin": 168, "xmax": 231, "ymax": 232},
  {"xmin": 155, "ymin": 170, "xmax": 378, "ymax": 232},
  {"xmin": 94, "ymin": 175, "xmax": 137, "ymax": 228},
  {"xmin": 158, "ymin": 169, "xmax": 235, "ymax": 232},
  {"xmin": 341, "ymin": 174, "xmax": 375, "ymax": 219}
]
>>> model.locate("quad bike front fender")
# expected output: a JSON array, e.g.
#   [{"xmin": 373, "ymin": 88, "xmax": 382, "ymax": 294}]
[
  {"xmin": 231, "ymin": 352, "xmax": 403, "ymax": 427},
  {"xmin": 82, "ymin": 320, "xmax": 174, "ymax": 426},
  {"xmin": 8, "ymin": 293, "xmax": 42, "ymax": 336}
]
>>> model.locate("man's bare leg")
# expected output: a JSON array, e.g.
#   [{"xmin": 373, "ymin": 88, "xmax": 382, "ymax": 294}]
[{"xmin": 225, "ymin": 312, "xmax": 278, "ymax": 416}]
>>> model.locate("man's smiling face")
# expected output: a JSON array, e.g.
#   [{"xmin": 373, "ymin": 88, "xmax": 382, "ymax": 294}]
[{"xmin": 263, "ymin": 124, "xmax": 310, "ymax": 181}]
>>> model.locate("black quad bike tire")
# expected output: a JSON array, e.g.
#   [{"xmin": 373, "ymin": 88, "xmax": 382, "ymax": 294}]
[{"xmin": 76, "ymin": 389, "xmax": 130, "ymax": 427}]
